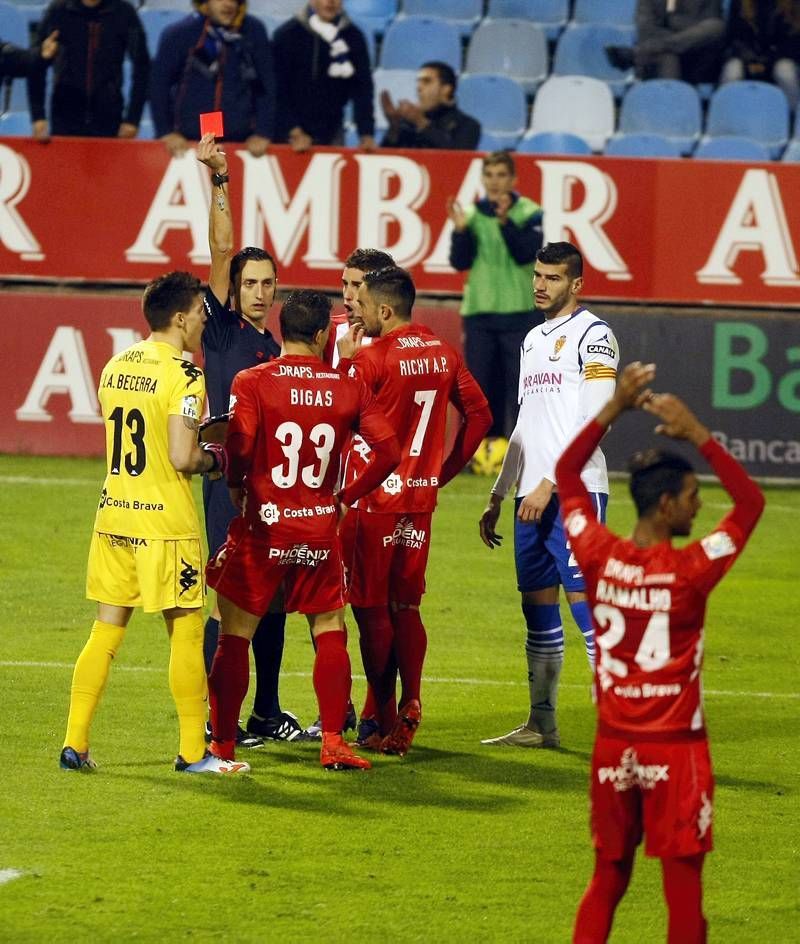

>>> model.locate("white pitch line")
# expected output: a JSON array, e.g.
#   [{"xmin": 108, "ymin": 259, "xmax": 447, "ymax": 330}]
[
  {"xmin": 1, "ymin": 660, "xmax": 797, "ymax": 700},
  {"xmin": 0, "ymin": 869, "xmax": 24, "ymax": 887},
  {"xmin": 0, "ymin": 475, "xmax": 97, "ymax": 487}
]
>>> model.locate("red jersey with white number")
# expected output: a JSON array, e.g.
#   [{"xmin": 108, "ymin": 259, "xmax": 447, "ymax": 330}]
[
  {"xmin": 226, "ymin": 355, "xmax": 396, "ymax": 542},
  {"xmin": 557, "ymin": 421, "xmax": 764, "ymax": 742},
  {"xmin": 343, "ymin": 323, "xmax": 490, "ymax": 514}
]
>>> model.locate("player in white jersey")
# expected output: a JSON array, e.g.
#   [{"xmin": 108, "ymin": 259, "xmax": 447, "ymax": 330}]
[{"xmin": 479, "ymin": 242, "xmax": 619, "ymax": 748}]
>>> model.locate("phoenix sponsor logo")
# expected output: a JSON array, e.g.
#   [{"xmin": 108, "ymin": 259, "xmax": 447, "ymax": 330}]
[
  {"xmin": 549, "ymin": 335, "xmax": 567, "ymax": 362},
  {"xmin": 268, "ymin": 545, "xmax": 330, "ymax": 566},
  {"xmin": 179, "ymin": 558, "xmax": 199, "ymax": 595},
  {"xmin": 597, "ymin": 747, "xmax": 670, "ymax": 792},
  {"xmin": 382, "ymin": 473, "xmax": 403, "ymax": 496},
  {"xmin": 382, "ymin": 517, "xmax": 427, "ymax": 549},
  {"xmin": 108, "ymin": 535, "xmax": 148, "ymax": 549}
]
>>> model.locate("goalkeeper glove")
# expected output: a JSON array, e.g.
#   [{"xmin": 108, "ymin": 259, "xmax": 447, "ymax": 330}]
[{"xmin": 200, "ymin": 441, "xmax": 228, "ymax": 479}]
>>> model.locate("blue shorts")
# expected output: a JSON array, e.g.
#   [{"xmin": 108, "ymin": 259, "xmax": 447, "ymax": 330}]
[
  {"xmin": 514, "ymin": 491, "xmax": 608, "ymax": 593},
  {"xmin": 203, "ymin": 475, "xmax": 239, "ymax": 557}
]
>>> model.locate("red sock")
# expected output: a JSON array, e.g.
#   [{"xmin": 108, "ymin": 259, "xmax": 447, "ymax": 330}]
[
  {"xmin": 313, "ymin": 630, "xmax": 351, "ymax": 734},
  {"xmin": 208, "ymin": 633, "xmax": 250, "ymax": 759},
  {"xmin": 353, "ymin": 605, "xmax": 398, "ymax": 732},
  {"xmin": 391, "ymin": 607, "xmax": 427, "ymax": 707},
  {"xmin": 573, "ymin": 853, "xmax": 633, "ymax": 943},
  {"xmin": 662, "ymin": 854, "xmax": 706, "ymax": 944}
]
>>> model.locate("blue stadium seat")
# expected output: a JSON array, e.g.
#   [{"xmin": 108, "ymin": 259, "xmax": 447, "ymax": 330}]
[
  {"xmin": 400, "ymin": 0, "xmax": 482, "ymax": 38},
  {"xmin": 0, "ymin": 1, "xmax": 29, "ymax": 47},
  {"xmin": 345, "ymin": 0, "xmax": 398, "ymax": 35},
  {"xmin": 618, "ymin": 80, "xmax": 702, "ymax": 155},
  {"xmin": 478, "ymin": 130, "xmax": 521, "ymax": 151},
  {"xmin": 457, "ymin": 74, "xmax": 527, "ymax": 148},
  {"xmin": 0, "ymin": 111, "xmax": 33, "ymax": 136},
  {"xmin": 464, "ymin": 19, "xmax": 548, "ymax": 95},
  {"xmin": 553, "ymin": 24, "xmax": 635, "ymax": 98},
  {"xmin": 14, "ymin": 3, "xmax": 46, "ymax": 34},
  {"xmin": 694, "ymin": 136, "xmax": 771, "ymax": 161},
  {"xmin": 605, "ymin": 133, "xmax": 683, "ymax": 158},
  {"xmin": 517, "ymin": 131, "xmax": 592, "ymax": 155},
  {"xmin": 139, "ymin": 8, "xmax": 185, "ymax": 55},
  {"xmin": 379, "ymin": 16, "xmax": 462, "ymax": 72},
  {"xmin": 782, "ymin": 139, "xmax": 800, "ymax": 162},
  {"xmin": 486, "ymin": 0, "xmax": 569, "ymax": 42},
  {"xmin": 4, "ymin": 76, "xmax": 30, "ymax": 114},
  {"xmin": 572, "ymin": 0, "xmax": 637, "ymax": 27},
  {"xmin": 529, "ymin": 75, "xmax": 615, "ymax": 152},
  {"xmin": 137, "ymin": 117, "xmax": 156, "ymax": 140},
  {"xmin": 136, "ymin": 0, "xmax": 184, "ymax": 8},
  {"xmin": 370, "ymin": 67, "xmax": 419, "ymax": 131},
  {"xmin": 705, "ymin": 81, "xmax": 789, "ymax": 159}
]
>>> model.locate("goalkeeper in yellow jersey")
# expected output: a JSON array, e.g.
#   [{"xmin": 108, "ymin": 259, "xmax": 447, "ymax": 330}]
[{"xmin": 60, "ymin": 271, "xmax": 249, "ymax": 775}]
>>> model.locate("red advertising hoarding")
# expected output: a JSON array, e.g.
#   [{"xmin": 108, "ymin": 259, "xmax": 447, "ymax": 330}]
[{"xmin": 2, "ymin": 138, "xmax": 800, "ymax": 307}]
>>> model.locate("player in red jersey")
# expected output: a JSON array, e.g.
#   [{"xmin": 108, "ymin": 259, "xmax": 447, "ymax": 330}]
[
  {"xmin": 555, "ymin": 362, "xmax": 765, "ymax": 944},
  {"xmin": 338, "ymin": 266, "xmax": 492, "ymax": 754},
  {"xmin": 205, "ymin": 290, "xmax": 400, "ymax": 770},
  {"xmin": 298, "ymin": 248, "xmax": 397, "ymax": 743}
]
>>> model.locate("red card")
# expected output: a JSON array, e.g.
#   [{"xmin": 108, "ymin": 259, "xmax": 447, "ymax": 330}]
[{"xmin": 199, "ymin": 111, "xmax": 224, "ymax": 138}]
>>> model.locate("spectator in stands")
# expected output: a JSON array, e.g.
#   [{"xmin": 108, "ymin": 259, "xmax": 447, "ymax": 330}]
[
  {"xmin": 606, "ymin": 0, "xmax": 726, "ymax": 84},
  {"xmin": 381, "ymin": 61, "xmax": 481, "ymax": 150},
  {"xmin": 273, "ymin": 0, "xmax": 374, "ymax": 152},
  {"xmin": 29, "ymin": 0, "xmax": 149, "ymax": 140},
  {"xmin": 151, "ymin": 0, "xmax": 274, "ymax": 158},
  {"xmin": 447, "ymin": 150, "xmax": 543, "ymax": 469},
  {"xmin": 1, "ymin": 31, "xmax": 58, "ymax": 82},
  {"xmin": 721, "ymin": 0, "xmax": 800, "ymax": 110}
]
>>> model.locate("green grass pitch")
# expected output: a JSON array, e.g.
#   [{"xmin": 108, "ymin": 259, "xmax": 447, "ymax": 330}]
[{"xmin": 0, "ymin": 455, "xmax": 798, "ymax": 942}]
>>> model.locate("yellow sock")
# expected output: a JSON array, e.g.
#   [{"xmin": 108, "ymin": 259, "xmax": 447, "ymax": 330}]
[
  {"xmin": 168, "ymin": 610, "xmax": 208, "ymax": 763},
  {"xmin": 64, "ymin": 620, "xmax": 125, "ymax": 753}
]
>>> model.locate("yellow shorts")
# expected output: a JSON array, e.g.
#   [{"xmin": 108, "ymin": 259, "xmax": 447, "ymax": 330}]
[{"xmin": 86, "ymin": 532, "xmax": 205, "ymax": 613}]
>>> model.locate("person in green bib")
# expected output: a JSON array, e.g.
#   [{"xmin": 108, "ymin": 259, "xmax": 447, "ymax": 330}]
[{"xmin": 447, "ymin": 151, "xmax": 544, "ymax": 475}]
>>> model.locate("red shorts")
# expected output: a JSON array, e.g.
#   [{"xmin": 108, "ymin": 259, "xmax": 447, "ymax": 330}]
[
  {"xmin": 589, "ymin": 735, "xmax": 714, "ymax": 861},
  {"xmin": 347, "ymin": 509, "xmax": 432, "ymax": 608},
  {"xmin": 206, "ymin": 517, "xmax": 345, "ymax": 616}
]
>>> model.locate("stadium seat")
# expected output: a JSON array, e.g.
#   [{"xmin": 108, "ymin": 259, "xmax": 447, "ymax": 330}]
[
  {"xmin": 400, "ymin": 0, "xmax": 482, "ymax": 38},
  {"xmin": 618, "ymin": 79, "xmax": 702, "ymax": 155},
  {"xmin": 572, "ymin": 0, "xmax": 637, "ymax": 27},
  {"xmin": 4, "ymin": 76, "xmax": 29, "ymax": 114},
  {"xmin": 605, "ymin": 133, "xmax": 683, "ymax": 158},
  {"xmin": 705, "ymin": 81, "xmax": 790, "ymax": 159},
  {"xmin": 369, "ymin": 67, "xmax": 419, "ymax": 131},
  {"xmin": 517, "ymin": 131, "xmax": 592, "ymax": 155},
  {"xmin": 0, "ymin": 111, "xmax": 33, "ymax": 136},
  {"xmin": 457, "ymin": 74, "xmax": 527, "ymax": 148},
  {"xmin": 379, "ymin": 16, "xmax": 462, "ymax": 72},
  {"xmin": 139, "ymin": 8, "xmax": 185, "ymax": 55},
  {"xmin": 782, "ymin": 139, "xmax": 800, "ymax": 162},
  {"xmin": 528, "ymin": 75, "xmax": 615, "ymax": 152},
  {"xmin": 552, "ymin": 24, "xmax": 635, "ymax": 98},
  {"xmin": 136, "ymin": 0, "xmax": 184, "ymax": 8},
  {"xmin": 486, "ymin": 0, "xmax": 569, "ymax": 42},
  {"xmin": 0, "ymin": 1, "xmax": 29, "ymax": 47},
  {"xmin": 478, "ymin": 129, "xmax": 520, "ymax": 151},
  {"xmin": 464, "ymin": 19, "xmax": 548, "ymax": 95},
  {"xmin": 345, "ymin": 0, "xmax": 398, "ymax": 35},
  {"xmin": 694, "ymin": 136, "xmax": 771, "ymax": 161}
]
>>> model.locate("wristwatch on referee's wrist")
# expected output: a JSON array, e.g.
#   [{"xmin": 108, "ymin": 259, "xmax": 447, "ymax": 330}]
[{"xmin": 211, "ymin": 172, "xmax": 230, "ymax": 187}]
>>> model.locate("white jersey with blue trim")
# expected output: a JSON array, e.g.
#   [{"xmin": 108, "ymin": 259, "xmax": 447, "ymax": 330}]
[{"xmin": 513, "ymin": 306, "xmax": 619, "ymax": 498}]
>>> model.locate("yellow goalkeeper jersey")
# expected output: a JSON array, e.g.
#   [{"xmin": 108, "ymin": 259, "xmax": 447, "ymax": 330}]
[{"xmin": 93, "ymin": 340, "xmax": 205, "ymax": 540}]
